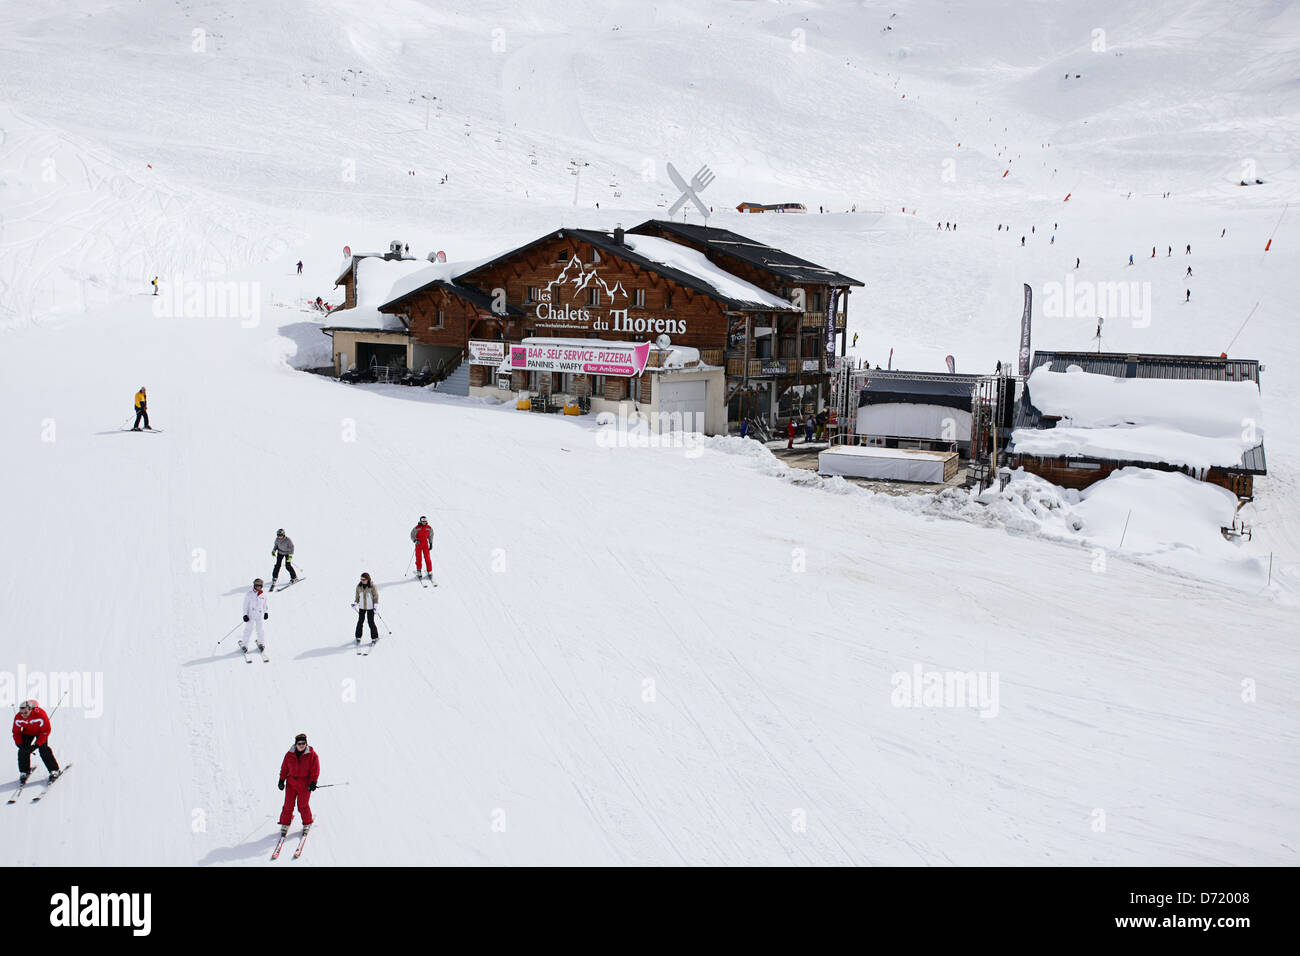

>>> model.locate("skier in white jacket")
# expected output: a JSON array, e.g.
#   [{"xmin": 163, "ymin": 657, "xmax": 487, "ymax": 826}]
[{"xmin": 241, "ymin": 578, "xmax": 270, "ymax": 653}]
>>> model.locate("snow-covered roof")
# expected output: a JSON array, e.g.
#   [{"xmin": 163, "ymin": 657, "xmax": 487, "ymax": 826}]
[
  {"xmin": 1011, "ymin": 366, "xmax": 1265, "ymax": 471},
  {"xmin": 380, "ymin": 256, "xmax": 496, "ymax": 311},
  {"xmin": 617, "ymin": 234, "xmax": 796, "ymax": 311},
  {"xmin": 325, "ymin": 256, "xmax": 432, "ymax": 332}
]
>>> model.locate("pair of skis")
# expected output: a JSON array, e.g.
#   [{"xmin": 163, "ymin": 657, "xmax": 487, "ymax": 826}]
[
  {"xmin": 414, "ymin": 571, "xmax": 437, "ymax": 588},
  {"xmin": 7, "ymin": 763, "xmax": 72, "ymax": 805},
  {"xmin": 270, "ymin": 826, "xmax": 310, "ymax": 860},
  {"xmin": 356, "ymin": 639, "xmax": 379, "ymax": 656},
  {"xmin": 275, "ymin": 575, "xmax": 305, "ymax": 592},
  {"xmin": 242, "ymin": 644, "xmax": 270, "ymax": 663}
]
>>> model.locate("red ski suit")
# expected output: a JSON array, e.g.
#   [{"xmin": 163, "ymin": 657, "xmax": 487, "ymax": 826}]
[
  {"xmin": 279, "ymin": 745, "xmax": 320, "ymax": 826},
  {"xmin": 411, "ymin": 522, "xmax": 434, "ymax": 572},
  {"xmin": 12, "ymin": 705, "xmax": 52, "ymax": 747}
]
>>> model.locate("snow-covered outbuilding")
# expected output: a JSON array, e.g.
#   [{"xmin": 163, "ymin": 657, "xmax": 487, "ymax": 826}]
[
  {"xmin": 1009, "ymin": 351, "xmax": 1266, "ymax": 499},
  {"xmin": 322, "ymin": 247, "xmax": 429, "ymax": 376}
]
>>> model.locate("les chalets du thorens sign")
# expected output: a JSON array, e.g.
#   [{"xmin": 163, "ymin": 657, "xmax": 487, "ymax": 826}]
[{"xmin": 534, "ymin": 256, "xmax": 688, "ymax": 336}]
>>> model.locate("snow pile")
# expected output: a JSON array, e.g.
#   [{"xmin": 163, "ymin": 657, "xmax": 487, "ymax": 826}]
[
  {"xmin": 897, "ymin": 467, "xmax": 1273, "ymax": 593},
  {"xmin": 621, "ymin": 235, "xmax": 796, "ymax": 310},
  {"xmin": 1072, "ymin": 467, "xmax": 1267, "ymax": 588},
  {"xmin": 1013, "ymin": 367, "xmax": 1265, "ymax": 470},
  {"xmin": 899, "ymin": 469, "xmax": 1084, "ymax": 536}
]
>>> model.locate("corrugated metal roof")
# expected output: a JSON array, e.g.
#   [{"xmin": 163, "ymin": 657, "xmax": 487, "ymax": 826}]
[{"xmin": 1013, "ymin": 350, "xmax": 1265, "ymax": 474}]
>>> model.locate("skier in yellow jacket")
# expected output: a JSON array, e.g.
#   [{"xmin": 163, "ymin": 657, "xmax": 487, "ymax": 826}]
[{"xmin": 132, "ymin": 386, "xmax": 151, "ymax": 431}]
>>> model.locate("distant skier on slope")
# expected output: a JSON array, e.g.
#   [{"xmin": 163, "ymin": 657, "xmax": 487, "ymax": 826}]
[
  {"xmin": 240, "ymin": 578, "xmax": 269, "ymax": 655},
  {"xmin": 277, "ymin": 733, "xmax": 318, "ymax": 837},
  {"xmin": 132, "ymin": 386, "xmax": 150, "ymax": 431},
  {"xmin": 12, "ymin": 699, "xmax": 61, "ymax": 785},
  {"xmin": 353, "ymin": 572, "xmax": 379, "ymax": 645},
  {"xmin": 271, "ymin": 529, "xmax": 298, "ymax": 589},
  {"xmin": 410, "ymin": 516, "xmax": 434, "ymax": 582}
]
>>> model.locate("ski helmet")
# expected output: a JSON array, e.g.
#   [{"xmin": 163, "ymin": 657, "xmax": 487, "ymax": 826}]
[
  {"xmin": 19, "ymin": 700, "xmax": 35, "ymax": 710},
  {"xmin": 419, "ymin": 516, "xmax": 427, "ymax": 522},
  {"xmin": 295, "ymin": 733, "xmax": 307, "ymax": 744},
  {"xmin": 254, "ymin": 577, "xmax": 264, "ymax": 589},
  {"xmin": 276, "ymin": 528, "xmax": 284, "ymax": 536}
]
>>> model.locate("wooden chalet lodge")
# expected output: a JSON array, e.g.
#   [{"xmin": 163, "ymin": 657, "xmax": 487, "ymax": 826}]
[{"xmin": 329, "ymin": 220, "xmax": 861, "ymax": 434}]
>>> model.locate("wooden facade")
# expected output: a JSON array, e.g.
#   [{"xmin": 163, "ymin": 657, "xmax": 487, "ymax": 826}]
[
  {"xmin": 1014, "ymin": 455, "xmax": 1255, "ymax": 499},
  {"xmin": 378, "ymin": 225, "xmax": 862, "ymax": 430}
]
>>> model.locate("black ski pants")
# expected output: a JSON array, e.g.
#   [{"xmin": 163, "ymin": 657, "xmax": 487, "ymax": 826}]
[
  {"xmin": 355, "ymin": 608, "xmax": 378, "ymax": 640},
  {"xmin": 133, "ymin": 404, "xmax": 150, "ymax": 429},
  {"xmin": 17, "ymin": 735, "xmax": 59, "ymax": 775},
  {"xmin": 273, "ymin": 553, "xmax": 297, "ymax": 581}
]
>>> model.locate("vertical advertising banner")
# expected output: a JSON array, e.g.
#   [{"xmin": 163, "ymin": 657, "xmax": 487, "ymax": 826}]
[{"xmin": 1019, "ymin": 283, "xmax": 1032, "ymax": 377}]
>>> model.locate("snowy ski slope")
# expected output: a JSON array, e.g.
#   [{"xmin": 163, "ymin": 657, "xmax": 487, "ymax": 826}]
[{"xmin": 0, "ymin": 0, "xmax": 1296, "ymax": 865}]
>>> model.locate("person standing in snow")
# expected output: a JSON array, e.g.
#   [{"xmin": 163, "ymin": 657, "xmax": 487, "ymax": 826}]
[
  {"xmin": 271, "ymin": 529, "xmax": 298, "ymax": 589},
  {"xmin": 132, "ymin": 386, "xmax": 150, "ymax": 431},
  {"xmin": 12, "ymin": 699, "xmax": 61, "ymax": 785},
  {"xmin": 1128, "ymin": 254, "xmax": 1134, "ymax": 265},
  {"xmin": 410, "ymin": 517, "xmax": 434, "ymax": 582},
  {"xmin": 151, "ymin": 276, "xmax": 159, "ymax": 296},
  {"xmin": 1186, "ymin": 244, "xmax": 1191, "ymax": 254},
  {"xmin": 1186, "ymin": 289, "xmax": 1191, "ymax": 302},
  {"xmin": 786, "ymin": 419, "xmax": 796, "ymax": 449},
  {"xmin": 240, "ymin": 578, "xmax": 269, "ymax": 654},
  {"xmin": 805, "ymin": 413, "xmax": 815, "ymax": 443},
  {"xmin": 277, "ymin": 733, "xmax": 319, "ymax": 837},
  {"xmin": 353, "ymin": 572, "xmax": 379, "ymax": 645},
  {"xmin": 296, "ymin": 260, "xmax": 303, "ymax": 275}
]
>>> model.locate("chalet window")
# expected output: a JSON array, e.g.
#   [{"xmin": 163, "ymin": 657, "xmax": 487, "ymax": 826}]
[
  {"xmin": 633, "ymin": 289, "xmax": 646, "ymax": 308},
  {"xmin": 526, "ymin": 286, "xmax": 540, "ymax": 303},
  {"xmin": 812, "ymin": 291, "xmax": 823, "ymax": 313},
  {"xmin": 555, "ymin": 249, "xmax": 568, "ymax": 262},
  {"xmin": 431, "ymin": 310, "xmax": 444, "ymax": 330},
  {"xmin": 587, "ymin": 287, "xmax": 601, "ymax": 307},
  {"xmin": 589, "ymin": 375, "xmax": 605, "ymax": 395}
]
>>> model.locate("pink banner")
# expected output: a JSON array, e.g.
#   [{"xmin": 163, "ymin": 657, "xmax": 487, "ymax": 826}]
[{"xmin": 511, "ymin": 342, "xmax": 650, "ymax": 378}]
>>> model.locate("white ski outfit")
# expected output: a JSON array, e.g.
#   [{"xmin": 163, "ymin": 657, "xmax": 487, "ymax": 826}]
[{"xmin": 242, "ymin": 586, "xmax": 270, "ymax": 649}]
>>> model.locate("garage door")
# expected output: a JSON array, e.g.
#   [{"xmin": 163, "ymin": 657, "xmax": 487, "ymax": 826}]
[{"xmin": 658, "ymin": 380, "xmax": 708, "ymax": 431}]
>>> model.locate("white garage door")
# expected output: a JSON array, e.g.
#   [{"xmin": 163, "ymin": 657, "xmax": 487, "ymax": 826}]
[{"xmin": 658, "ymin": 380, "xmax": 708, "ymax": 431}]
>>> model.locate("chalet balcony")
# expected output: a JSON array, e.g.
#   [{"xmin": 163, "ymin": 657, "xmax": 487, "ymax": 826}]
[
  {"xmin": 726, "ymin": 358, "xmax": 829, "ymax": 377},
  {"xmin": 800, "ymin": 312, "xmax": 848, "ymax": 330}
]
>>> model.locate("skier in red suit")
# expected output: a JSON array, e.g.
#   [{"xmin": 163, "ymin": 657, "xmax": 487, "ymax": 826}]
[
  {"xmin": 12, "ymin": 699, "xmax": 61, "ymax": 785},
  {"xmin": 278, "ymin": 733, "xmax": 319, "ymax": 836},
  {"xmin": 410, "ymin": 515, "xmax": 434, "ymax": 582}
]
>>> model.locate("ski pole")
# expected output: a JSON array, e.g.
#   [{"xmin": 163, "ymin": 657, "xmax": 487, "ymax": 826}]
[
  {"xmin": 405, "ymin": 546, "xmax": 415, "ymax": 576},
  {"xmin": 314, "ymin": 781, "xmax": 349, "ymax": 789},
  {"xmin": 214, "ymin": 620, "xmax": 243, "ymax": 650},
  {"xmin": 47, "ymin": 691, "xmax": 70, "ymax": 718},
  {"xmin": 375, "ymin": 611, "xmax": 393, "ymax": 636}
]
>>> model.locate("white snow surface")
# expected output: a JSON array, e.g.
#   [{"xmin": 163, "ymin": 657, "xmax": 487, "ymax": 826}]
[
  {"xmin": 0, "ymin": 0, "xmax": 1297, "ymax": 867},
  {"xmin": 1013, "ymin": 366, "xmax": 1264, "ymax": 469}
]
